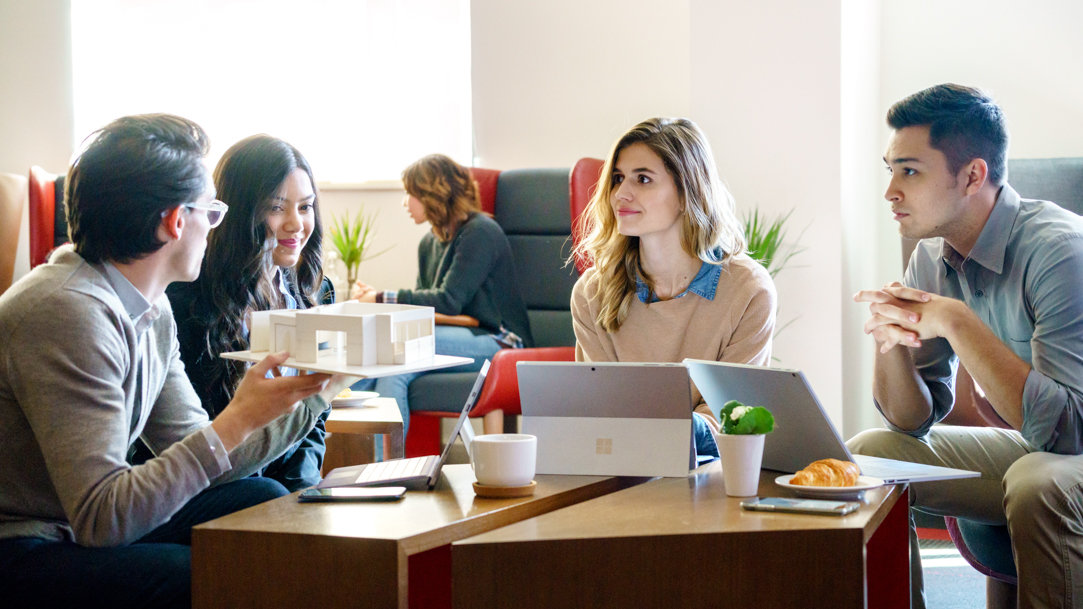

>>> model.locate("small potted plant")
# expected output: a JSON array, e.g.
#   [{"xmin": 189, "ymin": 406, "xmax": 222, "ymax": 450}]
[
  {"xmin": 327, "ymin": 208, "xmax": 390, "ymax": 298},
  {"xmin": 715, "ymin": 399, "xmax": 775, "ymax": 497}
]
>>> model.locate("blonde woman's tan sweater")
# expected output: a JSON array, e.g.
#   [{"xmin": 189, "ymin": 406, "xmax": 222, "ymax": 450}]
[{"xmin": 571, "ymin": 253, "xmax": 777, "ymax": 433}]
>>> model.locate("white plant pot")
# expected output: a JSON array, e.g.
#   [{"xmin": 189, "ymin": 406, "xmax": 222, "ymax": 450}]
[{"xmin": 715, "ymin": 432, "xmax": 766, "ymax": 497}]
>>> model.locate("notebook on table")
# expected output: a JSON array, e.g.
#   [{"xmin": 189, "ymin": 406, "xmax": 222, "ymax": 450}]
[
  {"xmin": 683, "ymin": 359, "xmax": 979, "ymax": 484},
  {"xmin": 318, "ymin": 360, "xmax": 488, "ymax": 491},
  {"xmin": 517, "ymin": 361, "xmax": 695, "ymax": 478}
]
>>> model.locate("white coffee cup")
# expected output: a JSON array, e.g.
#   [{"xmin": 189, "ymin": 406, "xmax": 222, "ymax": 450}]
[{"xmin": 470, "ymin": 433, "xmax": 537, "ymax": 487}]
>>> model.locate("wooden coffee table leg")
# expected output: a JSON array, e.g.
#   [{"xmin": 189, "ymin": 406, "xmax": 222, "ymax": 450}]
[
  {"xmin": 323, "ymin": 432, "xmax": 377, "ymax": 474},
  {"xmin": 387, "ymin": 425, "xmax": 405, "ymax": 460}
]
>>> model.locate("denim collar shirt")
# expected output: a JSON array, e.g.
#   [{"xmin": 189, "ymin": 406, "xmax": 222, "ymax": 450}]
[
  {"xmin": 635, "ymin": 257, "xmax": 722, "ymax": 304},
  {"xmin": 895, "ymin": 185, "xmax": 1083, "ymax": 454}
]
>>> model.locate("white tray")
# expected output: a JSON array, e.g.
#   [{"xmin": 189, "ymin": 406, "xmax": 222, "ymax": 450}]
[{"xmin": 221, "ymin": 350, "xmax": 473, "ymax": 378}]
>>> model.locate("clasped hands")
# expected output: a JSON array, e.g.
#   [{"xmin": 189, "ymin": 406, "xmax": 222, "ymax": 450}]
[{"xmin": 853, "ymin": 282, "xmax": 964, "ymax": 354}]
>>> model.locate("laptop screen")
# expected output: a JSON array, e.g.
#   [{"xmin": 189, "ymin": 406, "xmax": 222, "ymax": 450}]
[
  {"xmin": 428, "ymin": 359, "xmax": 490, "ymax": 484},
  {"xmin": 517, "ymin": 361, "xmax": 694, "ymax": 477},
  {"xmin": 683, "ymin": 358, "xmax": 980, "ymax": 483}
]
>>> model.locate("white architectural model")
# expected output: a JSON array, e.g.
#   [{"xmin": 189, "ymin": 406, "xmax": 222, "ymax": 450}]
[{"xmin": 249, "ymin": 302, "xmax": 435, "ymax": 366}]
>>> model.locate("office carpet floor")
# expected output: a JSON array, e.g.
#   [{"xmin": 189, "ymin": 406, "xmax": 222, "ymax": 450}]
[{"xmin": 920, "ymin": 537, "xmax": 986, "ymax": 608}]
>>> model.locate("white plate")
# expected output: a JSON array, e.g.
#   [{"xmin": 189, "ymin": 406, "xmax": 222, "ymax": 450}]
[
  {"xmin": 775, "ymin": 474, "xmax": 885, "ymax": 499},
  {"xmin": 332, "ymin": 391, "xmax": 379, "ymax": 407}
]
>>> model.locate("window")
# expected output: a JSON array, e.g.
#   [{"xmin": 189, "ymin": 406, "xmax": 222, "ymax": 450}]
[{"xmin": 71, "ymin": 0, "xmax": 472, "ymax": 183}]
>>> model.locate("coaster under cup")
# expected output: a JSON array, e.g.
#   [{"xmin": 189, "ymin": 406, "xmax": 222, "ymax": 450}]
[{"xmin": 472, "ymin": 480, "xmax": 537, "ymax": 498}]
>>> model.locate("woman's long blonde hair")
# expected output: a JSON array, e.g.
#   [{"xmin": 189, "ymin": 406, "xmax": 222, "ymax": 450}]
[
  {"xmin": 572, "ymin": 117, "xmax": 745, "ymax": 332},
  {"xmin": 401, "ymin": 154, "xmax": 481, "ymax": 242}
]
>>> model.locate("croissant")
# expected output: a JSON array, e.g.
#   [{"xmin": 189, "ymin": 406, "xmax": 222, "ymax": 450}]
[{"xmin": 790, "ymin": 458, "xmax": 861, "ymax": 487}]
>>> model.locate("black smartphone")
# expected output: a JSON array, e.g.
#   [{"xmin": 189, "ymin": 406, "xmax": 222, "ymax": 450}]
[
  {"xmin": 740, "ymin": 496, "xmax": 860, "ymax": 516},
  {"xmin": 297, "ymin": 486, "xmax": 407, "ymax": 503}
]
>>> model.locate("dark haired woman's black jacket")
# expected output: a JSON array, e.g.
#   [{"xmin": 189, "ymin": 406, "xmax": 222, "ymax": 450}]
[{"xmin": 166, "ymin": 276, "xmax": 335, "ymax": 491}]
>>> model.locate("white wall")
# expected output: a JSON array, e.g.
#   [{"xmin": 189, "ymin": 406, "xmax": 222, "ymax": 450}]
[
  {"xmin": 471, "ymin": 0, "xmax": 692, "ymax": 168},
  {"xmin": 688, "ymin": 0, "xmax": 845, "ymax": 425},
  {"xmin": 879, "ymin": 0, "xmax": 1083, "ymax": 160},
  {"xmin": 840, "ymin": 0, "xmax": 892, "ymax": 435},
  {"xmin": 0, "ymin": 0, "xmax": 74, "ymax": 175}
]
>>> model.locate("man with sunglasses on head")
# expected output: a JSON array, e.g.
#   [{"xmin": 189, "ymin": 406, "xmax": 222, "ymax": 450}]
[{"xmin": 0, "ymin": 114, "xmax": 353, "ymax": 609}]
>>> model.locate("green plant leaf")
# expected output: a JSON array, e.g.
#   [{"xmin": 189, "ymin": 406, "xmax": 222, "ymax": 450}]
[
  {"xmin": 327, "ymin": 207, "xmax": 393, "ymax": 285},
  {"xmin": 742, "ymin": 208, "xmax": 806, "ymax": 278},
  {"xmin": 719, "ymin": 400, "xmax": 774, "ymax": 435}
]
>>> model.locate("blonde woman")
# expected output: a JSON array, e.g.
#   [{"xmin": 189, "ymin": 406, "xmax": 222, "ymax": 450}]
[
  {"xmin": 354, "ymin": 154, "xmax": 532, "ymax": 436},
  {"xmin": 571, "ymin": 117, "xmax": 777, "ymax": 459}
]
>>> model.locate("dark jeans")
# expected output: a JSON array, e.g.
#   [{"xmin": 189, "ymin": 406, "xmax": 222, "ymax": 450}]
[
  {"xmin": 0, "ymin": 477, "xmax": 288, "ymax": 609},
  {"xmin": 257, "ymin": 407, "xmax": 329, "ymax": 492},
  {"xmin": 693, "ymin": 411, "xmax": 721, "ymax": 461},
  {"xmin": 129, "ymin": 410, "xmax": 329, "ymax": 493}
]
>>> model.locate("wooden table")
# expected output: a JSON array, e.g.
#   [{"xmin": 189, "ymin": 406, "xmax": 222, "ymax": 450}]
[
  {"xmin": 452, "ymin": 463, "xmax": 911, "ymax": 609},
  {"xmin": 323, "ymin": 397, "xmax": 404, "ymax": 474},
  {"xmin": 192, "ymin": 464, "xmax": 645, "ymax": 609}
]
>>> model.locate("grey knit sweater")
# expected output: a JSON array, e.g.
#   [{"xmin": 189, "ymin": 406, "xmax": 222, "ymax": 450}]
[{"xmin": 0, "ymin": 246, "xmax": 326, "ymax": 547}]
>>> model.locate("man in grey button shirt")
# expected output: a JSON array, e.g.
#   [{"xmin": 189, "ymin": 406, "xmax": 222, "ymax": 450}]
[
  {"xmin": 851, "ymin": 84, "xmax": 1083, "ymax": 609},
  {"xmin": 0, "ymin": 115, "xmax": 351, "ymax": 609}
]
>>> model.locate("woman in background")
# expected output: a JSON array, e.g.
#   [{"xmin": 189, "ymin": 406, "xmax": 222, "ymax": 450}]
[
  {"xmin": 354, "ymin": 154, "xmax": 532, "ymax": 437},
  {"xmin": 571, "ymin": 117, "xmax": 776, "ymax": 459},
  {"xmin": 168, "ymin": 134, "xmax": 334, "ymax": 490}
]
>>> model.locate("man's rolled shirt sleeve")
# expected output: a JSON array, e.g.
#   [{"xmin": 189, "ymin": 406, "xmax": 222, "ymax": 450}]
[{"xmin": 1018, "ymin": 232, "xmax": 1083, "ymax": 454}]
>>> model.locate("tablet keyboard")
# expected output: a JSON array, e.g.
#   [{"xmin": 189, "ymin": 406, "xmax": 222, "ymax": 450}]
[{"xmin": 353, "ymin": 456, "xmax": 435, "ymax": 484}]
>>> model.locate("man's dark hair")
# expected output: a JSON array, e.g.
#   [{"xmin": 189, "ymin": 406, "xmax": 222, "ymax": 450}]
[
  {"xmin": 887, "ymin": 84, "xmax": 1008, "ymax": 186},
  {"xmin": 66, "ymin": 114, "xmax": 210, "ymax": 263}
]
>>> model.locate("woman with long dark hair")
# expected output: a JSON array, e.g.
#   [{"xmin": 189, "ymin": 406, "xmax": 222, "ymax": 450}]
[{"xmin": 168, "ymin": 134, "xmax": 334, "ymax": 490}]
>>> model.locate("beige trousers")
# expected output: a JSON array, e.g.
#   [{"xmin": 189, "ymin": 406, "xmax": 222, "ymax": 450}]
[{"xmin": 847, "ymin": 426, "xmax": 1083, "ymax": 609}]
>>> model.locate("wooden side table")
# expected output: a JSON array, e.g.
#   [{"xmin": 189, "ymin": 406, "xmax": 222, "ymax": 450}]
[{"xmin": 322, "ymin": 397, "xmax": 404, "ymax": 474}]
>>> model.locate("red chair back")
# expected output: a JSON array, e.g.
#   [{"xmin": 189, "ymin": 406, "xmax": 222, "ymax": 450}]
[
  {"xmin": 28, "ymin": 166, "xmax": 58, "ymax": 268},
  {"xmin": 469, "ymin": 167, "xmax": 501, "ymax": 215},
  {"xmin": 569, "ymin": 157, "xmax": 604, "ymax": 273}
]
